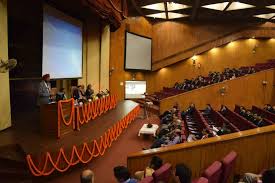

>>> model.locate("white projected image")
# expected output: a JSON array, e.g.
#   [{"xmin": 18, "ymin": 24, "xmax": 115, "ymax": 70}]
[
  {"xmin": 125, "ymin": 32, "xmax": 152, "ymax": 71},
  {"xmin": 125, "ymin": 81, "xmax": 146, "ymax": 99},
  {"xmin": 42, "ymin": 5, "xmax": 83, "ymax": 79}
]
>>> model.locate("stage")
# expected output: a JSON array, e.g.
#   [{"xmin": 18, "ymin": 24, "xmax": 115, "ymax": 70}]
[{"xmin": 0, "ymin": 100, "xmax": 140, "ymax": 177}]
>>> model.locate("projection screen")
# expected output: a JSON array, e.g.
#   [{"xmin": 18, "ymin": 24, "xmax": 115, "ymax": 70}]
[
  {"xmin": 125, "ymin": 81, "xmax": 146, "ymax": 99},
  {"xmin": 42, "ymin": 4, "xmax": 83, "ymax": 79},
  {"xmin": 124, "ymin": 32, "xmax": 152, "ymax": 71}
]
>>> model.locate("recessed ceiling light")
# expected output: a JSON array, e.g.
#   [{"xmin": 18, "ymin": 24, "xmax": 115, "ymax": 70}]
[
  {"xmin": 142, "ymin": 3, "xmax": 165, "ymax": 11},
  {"xmin": 254, "ymin": 13, "xmax": 275, "ymax": 19},
  {"xmin": 167, "ymin": 2, "xmax": 190, "ymax": 11},
  {"xmin": 146, "ymin": 12, "xmax": 167, "ymax": 19},
  {"xmin": 202, "ymin": 2, "xmax": 229, "ymax": 11},
  {"xmin": 267, "ymin": 5, "xmax": 275, "ymax": 10},
  {"xmin": 226, "ymin": 2, "xmax": 255, "ymax": 11},
  {"xmin": 202, "ymin": 2, "xmax": 255, "ymax": 11},
  {"xmin": 168, "ymin": 12, "xmax": 189, "ymax": 19}
]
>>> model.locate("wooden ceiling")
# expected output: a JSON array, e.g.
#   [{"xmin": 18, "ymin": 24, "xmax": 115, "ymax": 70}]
[{"xmin": 128, "ymin": 0, "xmax": 275, "ymax": 23}]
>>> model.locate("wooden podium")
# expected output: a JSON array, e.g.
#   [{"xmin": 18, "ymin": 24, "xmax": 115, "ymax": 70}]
[{"xmin": 40, "ymin": 103, "xmax": 74, "ymax": 138}]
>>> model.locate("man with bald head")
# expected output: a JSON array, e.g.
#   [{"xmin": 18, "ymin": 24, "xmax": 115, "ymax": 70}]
[{"xmin": 81, "ymin": 169, "xmax": 94, "ymax": 183}]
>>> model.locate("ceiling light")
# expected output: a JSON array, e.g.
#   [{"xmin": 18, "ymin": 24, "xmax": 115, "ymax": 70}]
[
  {"xmin": 146, "ymin": 13, "xmax": 167, "ymax": 19},
  {"xmin": 254, "ymin": 13, "xmax": 275, "ymax": 19},
  {"xmin": 167, "ymin": 2, "xmax": 190, "ymax": 11},
  {"xmin": 267, "ymin": 5, "xmax": 275, "ymax": 10},
  {"xmin": 202, "ymin": 2, "xmax": 229, "ymax": 11},
  {"xmin": 142, "ymin": 3, "xmax": 165, "ymax": 11},
  {"xmin": 226, "ymin": 2, "xmax": 255, "ymax": 11},
  {"xmin": 202, "ymin": 2, "xmax": 255, "ymax": 11},
  {"xmin": 168, "ymin": 12, "xmax": 188, "ymax": 19}
]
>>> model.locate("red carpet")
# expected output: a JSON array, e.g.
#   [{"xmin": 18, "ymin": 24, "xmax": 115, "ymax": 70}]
[{"xmin": 47, "ymin": 112, "xmax": 159, "ymax": 183}]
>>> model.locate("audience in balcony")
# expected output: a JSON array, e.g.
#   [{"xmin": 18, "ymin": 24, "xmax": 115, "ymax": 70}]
[
  {"xmin": 181, "ymin": 103, "xmax": 196, "ymax": 118},
  {"xmin": 220, "ymin": 105, "xmax": 228, "ymax": 115},
  {"xmin": 134, "ymin": 156, "xmax": 163, "ymax": 180},
  {"xmin": 203, "ymin": 104, "xmax": 212, "ymax": 115},
  {"xmin": 264, "ymin": 104, "xmax": 275, "ymax": 114},
  {"xmin": 80, "ymin": 169, "xmax": 94, "ymax": 183},
  {"xmin": 113, "ymin": 166, "xmax": 137, "ymax": 183},
  {"xmin": 216, "ymin": 123, "xmax": 231, "ymax": 135},
  {"xmin": 174, "ymin": 67, "xmax": 255, "ymax": 93},
  {"xmin": 173, "ymin": 163, "xmax": 192, "ymax": 183},
  {"xmin": 239, "ymin": 106, "xmax": 265, "ymax": 127},
  {"xmin": 145, "ymin": 108, "xmax": 183, "ymax": 149}
]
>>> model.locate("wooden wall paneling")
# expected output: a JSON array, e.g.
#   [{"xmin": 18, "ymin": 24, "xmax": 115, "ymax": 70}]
[
  {"xmin": 151, "ymin": 22, "xmax": 275, "ymax": 70},
  {"xmin": 0, "ymin": 0, "xmax": 11, "ymax": 131},
  {"xmin": 146, "ymin": 39, "xmax": 275, "ymax": 93},
  {"xmin": 127, "ymin": 126, "xmax": 275, "ymax": 180},
  {"xmin": 109, "ymin": 17, "xmax": 152, "ymax": 101}
]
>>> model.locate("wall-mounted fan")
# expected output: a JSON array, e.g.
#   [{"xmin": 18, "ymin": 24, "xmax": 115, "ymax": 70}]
[{"xmin": 0, "ymin": 58, "xmax": 17, "ymax": 73}]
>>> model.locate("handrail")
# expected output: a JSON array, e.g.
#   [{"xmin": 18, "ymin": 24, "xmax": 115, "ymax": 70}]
[
  {"xmin": 128, "ymin": 125, "xmax": 275, "ymax": 158},
  {"xmin": 160, "ymin": 68, "xmax": 275, "ymax": 101}
]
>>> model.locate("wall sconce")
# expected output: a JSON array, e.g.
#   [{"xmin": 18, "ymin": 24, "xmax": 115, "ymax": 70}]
[
  {"xmin": 109, "ymin": 67, "xmax": 115, "ymax": 76},
  {"xmin": 262, "ymin": 80, "xmax": 268, "ymax": 86},
  {"xmin": 192, "ymin": 55, "xmax": 197, "ymax": 67},
  {"xmin": 219, "ymin": 86, "xmax": 226, "ymax": 96}
]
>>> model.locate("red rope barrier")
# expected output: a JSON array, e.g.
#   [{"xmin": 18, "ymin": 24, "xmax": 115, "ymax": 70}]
[{"xmin": 26, "ymin": 105, "xmax": 140, "ymax": 176}]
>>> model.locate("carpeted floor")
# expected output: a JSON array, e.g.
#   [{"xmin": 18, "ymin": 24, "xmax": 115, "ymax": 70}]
[{"xmin": 47, "ymin": 111, "xmax": 160, "ymax": 183}]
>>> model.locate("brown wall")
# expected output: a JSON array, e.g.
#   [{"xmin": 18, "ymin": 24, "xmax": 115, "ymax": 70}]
[
  {"xmin": 151, "ymin": 22, "xmax": 275, "ymax": 70},
  {"xmin": 109, "ymin": 17, "xmax": 152, "ymax": 101},
  {"xmin": 146, "ymin": 38, "xmax": 275, "ymax": 93},
  {"xmin": 127, "ymin": 125, "xmax": 275, "ymax": 180},
  {"xmin": 159, "ymin": 68, "xmax": 275, "ymax": 114}
]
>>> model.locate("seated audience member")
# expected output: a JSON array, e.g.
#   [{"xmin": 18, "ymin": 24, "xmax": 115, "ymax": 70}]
[
  {"xmin": 85, "ymin": 84, "xmax": 94, "ymax": 99},
  {"xmin": 264, "ymin": 104, "xmax": 274, "ymax": 113},
  {"xmin": 220, "ymin": 105, "xmax": 227, "ymax": 115},
  {"xmin": 187, "ymin": 133, "xmax": 198, "ymax": 142},
  {"xmin": 203, "ymin": 104, "xmax": 212, "ymax": 115},
  {"xmin": 163, "ymin": 129, "xmax": 182, "ymax": 146},
  {"xmin": 201, "ymin": 129, "xmax": 209, "ymax": 139},
  {"xmin": 80, "ymin": 169, "xmax": 94, "ymax": 183},
  {"xmin": 134, "ymin": 156, "xmax": 163, "ymax": 180},
  {"xmin": 217, "ymin": 123, "xmax": 231, "ymax": 135},
  {"xmin": 56, "ymin": 88, "xmax": 67, "ymax": 102},
  {"xmin": 114, "ymin": 166, "xmax": 137, "ymax": 183},
  {"xmin": 173, "ymin": 163, "xmax": 192, "ymax": 183},
  {"xmin": 181, "ymin": 103, "xmax": 195, "ymax": 118},
  {"xmin": 239, "ymin": 167, "xmax": 275, "ymax": 183}
]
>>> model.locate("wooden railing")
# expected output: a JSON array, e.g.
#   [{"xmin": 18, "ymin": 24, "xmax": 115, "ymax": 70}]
[
  {"xmin": 127, "ymin": 125, "xmax": 275, "ymax": 179},
  {"xmin": 159, "ymin": 68, "xmax": 275, "ymax": 113}
]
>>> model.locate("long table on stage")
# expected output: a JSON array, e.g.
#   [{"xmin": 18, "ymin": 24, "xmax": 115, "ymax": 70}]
[{"xmin": 0, "ymin": 100, "xmax": 139, "ymax": 155}]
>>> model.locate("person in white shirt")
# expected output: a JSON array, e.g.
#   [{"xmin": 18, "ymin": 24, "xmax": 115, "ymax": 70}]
[{"xmin": 38, "ymin": 74, "xmax": 51, "ymax": 105}]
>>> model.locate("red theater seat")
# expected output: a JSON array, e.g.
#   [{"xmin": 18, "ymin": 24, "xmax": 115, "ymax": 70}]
[
  {"xmin": 152, "ymin": 163, "xmax": 172, "ymax": 182},
  {"xmin": 193, "ymin": 177, "xmax": 209, "ymax": 183},
  {"xmin": 139, "ymin": 176, "xmax": 154, "ymax": 183},
  {"xmin": 202, "ymin": 161, "xmax": 223, "ymax": 183},
  {"xmin": 221, "ymin": 151, "xmax": 238, "ymax": 183}
]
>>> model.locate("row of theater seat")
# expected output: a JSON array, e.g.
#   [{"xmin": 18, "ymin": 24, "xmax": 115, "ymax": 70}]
[
  {"xmin": 140, "ymin": 151, "xmax": 238, "ymax": 183},
  {"xmin": 181, "ymin": 105, "xmax": 274, "ymax": 142},
  {"xmin": 139, "ymin": 60, "xmax": 275, "ymax": 104}
]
